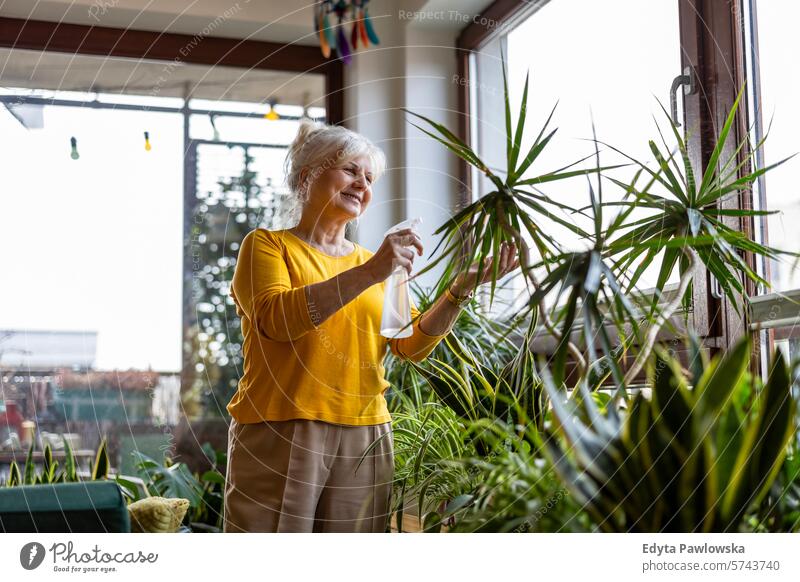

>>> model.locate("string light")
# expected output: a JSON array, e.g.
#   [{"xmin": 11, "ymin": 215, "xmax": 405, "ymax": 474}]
[
  {"xmin": 70, "ymin": 136, "xmax": 80, "ymax": 160},
  {"xmin": 144, "ymin": 131, "xmax": 152, "ymax": 151},
  {"xmin": 264, "ymin": 100, "xmax": 280, "ymax": 121},
  {"xmin": 209, "ymin": 114, "xmax": 220, "ymax": 141}
]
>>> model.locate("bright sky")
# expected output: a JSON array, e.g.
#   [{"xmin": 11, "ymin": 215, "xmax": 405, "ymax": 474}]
[
  {"xmin": 0, "ymin": 94, "xmax": 305, "ymax": 372},
  {"xmin": 503, "ymin": 0, "xmax": 799, "ymax": 292},
  {"xmin": 0, "ymin": 104, "xmax": 184, "ymax": 371},
  {"xmin": 755, "ymin": 1, "xmax": 800, "ymax": 291}
]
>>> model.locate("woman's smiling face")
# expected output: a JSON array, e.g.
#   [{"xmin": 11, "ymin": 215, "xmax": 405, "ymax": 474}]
[{"xmin": 305, "ymin": 154, "xmax": 375, "ymax": 220}]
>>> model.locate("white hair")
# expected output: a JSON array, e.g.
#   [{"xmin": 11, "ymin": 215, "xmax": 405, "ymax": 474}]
[{"xmin": 277, "ymin": 120, "xmax": 386, "ymax": 230}]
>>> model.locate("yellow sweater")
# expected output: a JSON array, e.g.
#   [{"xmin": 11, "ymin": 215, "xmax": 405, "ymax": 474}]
[{"xmin": 226, "ymin": 228, "xmax": 449, "ymax": 426}]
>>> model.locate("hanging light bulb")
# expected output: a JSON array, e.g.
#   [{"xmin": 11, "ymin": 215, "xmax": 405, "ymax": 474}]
[
  {"xmin": 70, "ymin": 136, "xmax": 80, "ymax": 160},
  {"xmin": 144, "ymin": 131, "xmax": 152, "ymax": 151},
  {"xmin": 264, "ymin": 99, "xmax": 280, "ymax": 121},
  {"xmin": 209, "ymin": 114, "xmax": 220, "ymax": 141}
]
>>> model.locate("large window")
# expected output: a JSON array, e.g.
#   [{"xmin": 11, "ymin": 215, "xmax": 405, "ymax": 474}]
[
  {"xmin": 0, "ymin": 26, "xmax": 336, "ymax": 469},
  {"xmin": 466, "ymin": 1, "xmax": 684, "ymax": 322},
  {"xmin": 459, "ymin": 0, "xmax": 796, "ymax": 367},
  {"xmin": 747, "ymin": 1, "xmax": 800, "ymax": 293},
  {"xmin": 743, "ymin": 1, "xmax": 800, "ymax": 365}
]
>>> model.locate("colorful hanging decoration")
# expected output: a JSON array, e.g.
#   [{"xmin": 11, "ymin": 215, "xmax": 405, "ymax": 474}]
[
  {"xmin": 314, "ymin": 0, "xmax": 378, "ymax": 64},
  {"xmin": 316, "ymin": 0, "xmax": 332, "ymax": 58},
  {"xmin": 363, "ymin": 1, "xmax": 380, "ymax": 46},
  {"xmin": 333, "ymin": 1, "xmax": 351, "ymax": 65},
  {"xmin": 70, "ymin": 136, "xmax": 80, "ymax": 160},
  {"xmin": 144, "ymin": 131, "xmax": 152, "ymax": 151}
]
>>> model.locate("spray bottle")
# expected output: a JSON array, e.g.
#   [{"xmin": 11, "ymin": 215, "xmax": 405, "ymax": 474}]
[{"xmin": 380, "ymin": 217, "xmax": 423, "ymax": 338}]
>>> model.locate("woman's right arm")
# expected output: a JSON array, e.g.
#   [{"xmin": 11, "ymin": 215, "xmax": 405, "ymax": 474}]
[{"xmin": 231, "ymin": 228, "xmax": 422, "ymax": 341}]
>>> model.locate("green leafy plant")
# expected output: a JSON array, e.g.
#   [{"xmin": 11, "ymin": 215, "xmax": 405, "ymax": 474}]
[
  {"xmin": 542, "ymin": 337, "xmax": 796, "ymax": 532},
  {"xmin": 388, "ymin": 397, "xmax": 475, "ymax": 532},
  {"xmin": 601, "ymin": 90, "xmax": 796, "ymax": 382},
  {"xmin": 384, "ymin": 280, "xmax": 521, "ymax": 410},
  {"xmin": 116, "ymin": 443, "xmax": 226, "ymax": 532},
  {"xmin": 404, "ymin": 56, "xmax": 621, "ymax": 371},
  {"xmin": 2, "ymin": 436, "xmax": 107, "ymax": 487},
  {"xmin": 444, "ymin": 420, "xmax": 592, "ymax": 533}
]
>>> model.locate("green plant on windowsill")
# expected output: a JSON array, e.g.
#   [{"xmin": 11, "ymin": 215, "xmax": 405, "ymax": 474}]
[
  {"xmin": 384, "ymin": 278, "xmax": 521, "ymax": 410},
  {"xmin": 2, "ymin": 435, "xmax": 109, "ymax": 487}
]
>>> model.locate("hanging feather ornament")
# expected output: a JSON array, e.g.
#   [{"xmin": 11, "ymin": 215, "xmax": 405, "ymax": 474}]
[
  {"xmin": 363, "ymin": 0, "xmax": 380, "ymax": 46},
  {"xmin": 322, "ymin": 1, "xmax": 337, "ymax": 51},
  {"xmin": 350, "ymin": 8, "xmax": 359, "ymax": 51},
  {"xmin": 315, "ymin": 0, "xmax": 378, "ymax": 63},
  {"xmin": 333, "ymin": 0, "xmax": 351, "ymax": 64},
  {"xmin": 358, "ymin": 1, "xmax": 369, "ymax": 47},
  {"xmin": 315, "ymin": 2, "xmax": 330, "ymax": 58}
]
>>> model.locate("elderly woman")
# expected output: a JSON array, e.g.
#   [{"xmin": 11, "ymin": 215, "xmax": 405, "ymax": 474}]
[{"xmin": 223, "ymin": 120, "xmax": 518, "ymax": 533}]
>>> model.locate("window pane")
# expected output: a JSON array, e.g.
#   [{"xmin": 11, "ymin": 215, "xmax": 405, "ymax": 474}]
[
  {"xmin": 471, "ymin": 0, "xmax": 682, "ymax": 314},
  {"xmin": 748, "ymin": 1, "xmax": 800, "ymax": 292}
]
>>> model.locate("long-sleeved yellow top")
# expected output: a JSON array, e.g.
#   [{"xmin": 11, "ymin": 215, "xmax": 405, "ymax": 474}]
[{"xmin": 226, "ymin": 228, "xmax": 449, "ymax": 426}]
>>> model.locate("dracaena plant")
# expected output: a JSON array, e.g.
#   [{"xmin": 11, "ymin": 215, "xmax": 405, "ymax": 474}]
[
  {"xmin": 602, "ymin": 87, "xmax": 796, "ymax": 382},
  {"xmin": 525, "ymin": 136, "xmax": 651, "ymax": 391},
  {"xmin": 542, "ymin": 336, "xmax": 796, "ymax": 532},
  {"xmin": 403, "ymin": 56, "xmax": 619, "ymax": 362}
]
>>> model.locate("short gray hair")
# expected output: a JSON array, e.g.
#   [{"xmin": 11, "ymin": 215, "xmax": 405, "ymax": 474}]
[{"xmin": 278, "ymin": 120, "xmax": 386, "ymax": 228}]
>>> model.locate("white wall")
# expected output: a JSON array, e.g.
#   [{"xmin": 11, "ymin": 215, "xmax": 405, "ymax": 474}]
[{"xmin": 345, "ymin": 0, "xmax": 483, "ymax": 291}]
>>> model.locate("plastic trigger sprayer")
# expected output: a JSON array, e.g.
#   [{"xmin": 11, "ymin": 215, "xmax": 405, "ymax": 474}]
[{"xmin": 380, "ymin": 217, "xmax": 423, "ymax": 339}]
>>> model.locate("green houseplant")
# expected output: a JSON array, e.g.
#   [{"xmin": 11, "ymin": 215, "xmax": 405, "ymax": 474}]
[
  {"xmin": 542, "ymin": 336, "xmax": 795, "ymax": 532},
  {"xmin": 389, "ymin": 52, "xmax": 800, "ymax": 533}
]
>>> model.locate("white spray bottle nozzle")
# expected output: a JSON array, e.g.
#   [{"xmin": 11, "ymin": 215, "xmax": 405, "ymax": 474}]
[{"xmin": 384, "ymin": 216, "xmax": 422, "ymax": 237}]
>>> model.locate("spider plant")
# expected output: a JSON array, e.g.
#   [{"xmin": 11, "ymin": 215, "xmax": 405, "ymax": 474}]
[
  {"xmin": 384, "ymin": 280, "xmax": 521, "ymax": 410},
  {"xmin": 388, "ymin": 396, "xmax": 477, "ymax": 532},
  {"xmin": 542, "ymin": 336, "xmax": 796, "ymax": 532},
  {"xmin": 409, "ymin": 327, "xmax": 546, "ymax": 435}
]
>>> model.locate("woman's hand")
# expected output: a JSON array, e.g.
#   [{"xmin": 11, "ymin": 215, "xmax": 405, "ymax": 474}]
[
  {"xmin": 361, "ymin": 228, "xmax": 424, "ymax": 284},
  {"xmin": 450, "ymin": 241, "xmax": 520, "ymax": 297}
]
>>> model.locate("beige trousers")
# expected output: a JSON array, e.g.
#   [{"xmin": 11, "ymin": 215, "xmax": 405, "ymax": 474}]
[{"xmin": 223, "ymin": 418, "xmax": 394, "ymax": 533}]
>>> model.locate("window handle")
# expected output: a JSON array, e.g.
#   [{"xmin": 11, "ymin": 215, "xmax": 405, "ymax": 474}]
[
  {"xmin": 710, "ymin": 274, "xmax": 724, "ymax": 300},
  {"xmin": 670, "ymin": 66, "xmax": 697, "ymax": 127}
]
